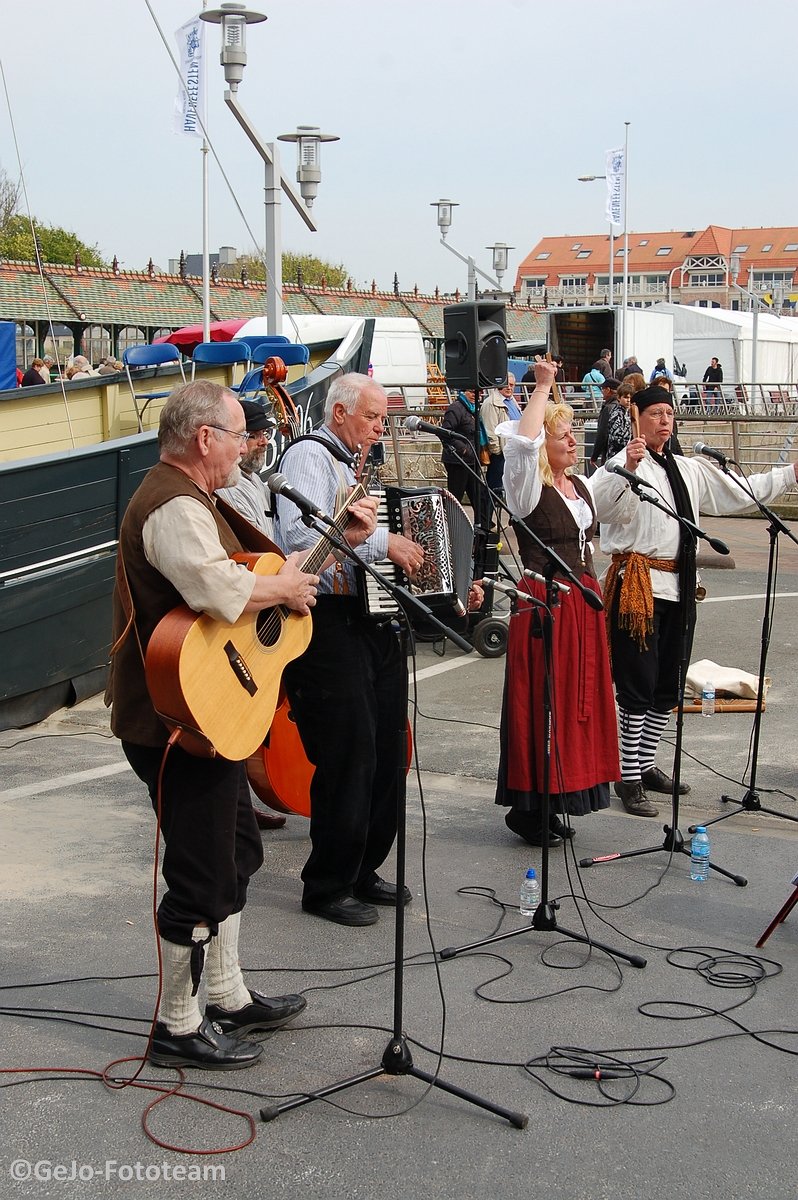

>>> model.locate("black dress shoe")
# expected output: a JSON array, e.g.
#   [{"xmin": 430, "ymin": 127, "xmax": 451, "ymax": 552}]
[
  {"xmin": 206, "ymin": 989, "xmax": 307, "ymax": 1037},
  {"xmin": 505, "ymin": 809, "xmax": 563, "ymax": 847},
  {"xmin": 302, "ymin": 894, "xmax": 379, "ymax": 926},
  {"xmin": 549, "ymin": 813, "xmax": 575, "ymax": 839},
  {"xmin": 149, "ymin": 1016, "xmax": 263, "ymax": 1071},
  {"xmin": 641, "ymin": 766, "xmax": 691, "ymax": 795},
  {"xmin": 354, "ymin": 878, "xmax": 413, "ymax": 906},
  {"xmin": 614, "ymin": 780, "xmax": 659, "ymax": 817},
  {"xmin": 253, "ymin": 807, "xmax": 287, "ymax": 830}
]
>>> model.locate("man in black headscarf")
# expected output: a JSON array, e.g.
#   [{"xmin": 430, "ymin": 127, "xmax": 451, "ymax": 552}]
[{"xmin": 592, "ymin": 386, "xmax": 798, "ymax": 816}]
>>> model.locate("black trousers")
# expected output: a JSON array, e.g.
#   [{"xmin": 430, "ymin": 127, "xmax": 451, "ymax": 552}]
[
  {"xmin": 610, "ymin": 596, "xmax": 695, "ymax": 715},
  {"xmin": 122, "ymin": 741, "xmax": 263, "ymax": 945},
  {"xmin": 282, "ymin": 598, "xmax": 404, "ymax": 906}
]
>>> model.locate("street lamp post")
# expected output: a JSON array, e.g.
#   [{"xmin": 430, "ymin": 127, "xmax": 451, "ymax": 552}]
[
  {"xmin": 430, "ymin": 200, "xmax": 507, "ymax": 299},
  {"xmin": 201, "ymin": 3, "xmax": 338, "ymax": 336}
]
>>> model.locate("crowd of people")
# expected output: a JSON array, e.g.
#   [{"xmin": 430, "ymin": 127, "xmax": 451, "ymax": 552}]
[
  {"xmin": 15, "ymin": 353, "xmax": 123, "ymax": 385},
  {"xmin": 104, "ymin": 354, "xmax": 797, "ymax": 1071}
]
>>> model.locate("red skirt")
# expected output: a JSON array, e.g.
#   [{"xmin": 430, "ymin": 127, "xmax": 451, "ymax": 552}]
[{"xmin": 497, "ymin": 573, "xmax": 619, "ymax": 808}]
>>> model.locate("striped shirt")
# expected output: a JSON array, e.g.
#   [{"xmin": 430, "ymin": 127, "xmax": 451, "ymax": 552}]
[{"xmin": 273, "ymin": 426, "xmax": 389, "ymax": 596}]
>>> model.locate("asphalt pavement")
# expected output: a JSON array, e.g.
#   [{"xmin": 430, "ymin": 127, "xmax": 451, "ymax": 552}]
[{"xmin": 0, "ymin": 517, "xmax": 796, "ymax": 1199}]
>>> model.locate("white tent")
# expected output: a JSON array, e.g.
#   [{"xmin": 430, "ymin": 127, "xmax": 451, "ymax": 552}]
[{"xmin": 654, "ymin": 302, "xmax": 798, "ymax": 384}]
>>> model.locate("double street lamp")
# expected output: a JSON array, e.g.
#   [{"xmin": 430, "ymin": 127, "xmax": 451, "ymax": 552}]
[
  {"xmin": 201, "ymin": 3, "xmax": 338, "ymax": 335},
  {"xmin": 431, "ymin": 199, "xmax": 513, "ymax": 299}
]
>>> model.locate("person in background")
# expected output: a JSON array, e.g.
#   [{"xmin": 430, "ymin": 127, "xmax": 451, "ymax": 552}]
[
  {"xmin": 702, "ymin": 356, "xmax": 723, "ymax": 408},
  {"xmin": 592, "ymin": 348, "xmax": 613, "ymax": 379},
  {"xmin": 495, "ymin": 358, "xmax": 620, "ymax": 846},
  {"xmin": 21, "ymin": 358, "xmax": 46, "ymax": 387},
  {"xmin": 482, "ymin": 373, "xmax": 521, "ymax": 496},
  {"xmin": 589, "ymin": 377, "xmax": 621, "ymax": 469},
  {"xmin": 649, "ymin": 357, "xmax": 674, "ymax": 385},
  {"xmin": 440, "ymin": 387, "xmax": 488, "ymax": 520},
  {"xmin": 617, "ymin": 355, "xmax": 644, "ymax": 381},
  {"xmin": 68, "ymin": 355, "xmax": 99, "ymax": 379},
  {"xmin": 592, "ymin": 384, "xmax": 798, "ymax": 816},
  {"xmin": 581, "ymin": 365, "xmax": 606, "ymax": 403}
]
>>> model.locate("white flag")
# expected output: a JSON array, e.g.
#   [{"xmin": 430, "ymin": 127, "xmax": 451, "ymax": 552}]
[
  {"xmin": 173, "ymin": 16, "xmax": 206, "ymax": 138},
  {"xmin": 605, "ymin": 147, "xmax": 624, "ymax": 227}
]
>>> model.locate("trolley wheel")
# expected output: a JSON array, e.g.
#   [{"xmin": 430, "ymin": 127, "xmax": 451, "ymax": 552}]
[{"xmin": 471, "ymin": 617, "xmax": 508, "ymax": 659}]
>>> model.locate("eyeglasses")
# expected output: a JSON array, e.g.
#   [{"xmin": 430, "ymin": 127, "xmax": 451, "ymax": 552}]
[
  {"xmin": 246, "ymin": 429, "xmax": 270, "ymax": 441},
  {"xmin": 207, "ymin": 424, "xmax": 249, "ymax": 445}
]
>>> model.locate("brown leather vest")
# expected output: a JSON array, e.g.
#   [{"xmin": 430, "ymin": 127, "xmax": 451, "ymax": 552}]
[
  {"xmin": 107, "ymin": 462, "xmax": 245, "ymax": 747},
  {"xmin": 512, "ymin": 476, "xmax": 597, "ymax": 580}
]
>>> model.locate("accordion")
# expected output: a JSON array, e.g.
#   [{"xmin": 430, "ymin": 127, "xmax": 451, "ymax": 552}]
[{"xmin": 358, "ymin": 485, "xmax": 474, "ymax": 622}]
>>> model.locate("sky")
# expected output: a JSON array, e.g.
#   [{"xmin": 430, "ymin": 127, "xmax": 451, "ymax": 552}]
[{"xmin": 2, "ymin": 0, "xmax": 797, "ymax": 297}]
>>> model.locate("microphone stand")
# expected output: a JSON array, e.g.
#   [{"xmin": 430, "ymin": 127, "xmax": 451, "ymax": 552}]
[
  {"xmin": 432, "ymin": 523, "xmax": 643, "ymax": 964},
  {"xmin": 578, "ymin": 482, "xmax": 747, "ymax": 886},
  {"xmin": 261, "ymin": 511, "xmax": 527, "ymax": 1129},
  {"xmin": 687, "ymin": 462, "xmax": 798, "ymax": 831}
]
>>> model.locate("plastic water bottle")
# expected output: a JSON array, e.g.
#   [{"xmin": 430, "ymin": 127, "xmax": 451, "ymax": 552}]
[
  {"xmin": 690, "ymin": 826, "xmax": 711, "ymax": 882},
  {"xmin": 367, "ymin": 362, "xmax": 374, "ymax": 378},
  {"xmin": 701, "ymin": 679, "xmax": 716, "ymax": 716},
  {"xmin": 519, "ymin": 868, "xmax": 540, "ymax": 916}
]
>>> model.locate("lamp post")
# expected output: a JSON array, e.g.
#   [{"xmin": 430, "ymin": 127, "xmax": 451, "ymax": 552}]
[
  {"xmin": 728, "ymin": 253, "xmax": 776, "ymax": 406},
  {"xmin": 430, "ymin": 199, "xmax": 506, "ymax": 299},
  {"xmin": 577, "ymin": 174, "xmax": 614, "ymax": 306},
  {"xmin": 201, "ymin": 3, "xmax": 338, "ymax": 335}
]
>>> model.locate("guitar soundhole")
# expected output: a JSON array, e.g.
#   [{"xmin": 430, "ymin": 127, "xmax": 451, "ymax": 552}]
[{"xmin": 255, "ymin": 606, "xmax": 283, "ymax": 648}]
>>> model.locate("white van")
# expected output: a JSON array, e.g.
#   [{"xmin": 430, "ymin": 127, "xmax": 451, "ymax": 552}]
[{"xmin": 367, "ymin": 318, "xmax": 428, "ymax": 409}]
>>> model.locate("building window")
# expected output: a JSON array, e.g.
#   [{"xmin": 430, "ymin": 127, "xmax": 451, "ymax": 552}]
[
  {"xmin": 784, "ymin": 243, "xmax": 798, "ymax": 252},
  {"xmin": 732, "ymin": 244, "xmax": 749, "ymax": 253},
  {"xmin": 688, "ymin": 272, "xmax": 724, "ymax": 287},
  {"xmin": 639, "ymin": 239, "xmax": 649, "ymax": 246},
  {"xmin": 81, "ymin": 325, "xmax": 111, "ymax": 364},
  {"xmin": 645, "ymin": 275, "xmax": 668, "ymax": 286},
  {"xmin": 615, "ymin": 247, "xmax": 627, "ymax": 257},
  {"xmin": 761, "ymin": 243, "xmax": 773, "ymax": 252},
  {"xmin": 576, "ymin": 250, "xmax": 591, "ymax": 259},
  {"xmin": 571, "ymin": 243, "xmax": 581, "ymax": 251},
  {"xmin": 523, "ymin": 278, "xmax": 547, "ymax": 292},
  {"xmin": 751, "ymin": 269, "xmax": 794, "ymax": 288},
  {"xmin": 536, "ymin": 251, "xmax": 551, "ymax": 260},
  {"xmin": 15, "ymin": 322, "xmax": 35, "ymax": 367},
  {"xmin": 656, "ymin": 247, "xmax": 672, "ymax": 256},
  {"xmin": 117, "ymin": 327, "xmax": 147, "ymax": 356}
]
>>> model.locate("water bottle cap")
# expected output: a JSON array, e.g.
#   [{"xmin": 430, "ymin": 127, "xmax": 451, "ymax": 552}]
[
  {"xmin": 695, "ymin": 826, "xmax": 706, "ymax": 833},
  {"xmin": 526, "ymin": 868, "xmax": 537, "ymax": 879}
]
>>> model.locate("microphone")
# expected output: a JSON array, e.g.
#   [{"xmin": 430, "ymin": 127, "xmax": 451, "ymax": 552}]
[
  {"xmin": 403, "ymin": 415, "xmax": 470, "ymax": 443},
  {"xmin": 268, "ymin": 472, "xmax": 327, "ymax": 520},
  {"xmin": 606, "ymin": 461, "xmax": 652, "ymax": 489},
  {"xmin": 522, "ymin": 568, "xmax": 571, "ymax": 596},
  {"xmin": 694, "ymin": 441, "xmax": 730, "ymax": 467},
  {"xmin": 484, "ymin": 578, "xmax": 535, "ymax": 605}
]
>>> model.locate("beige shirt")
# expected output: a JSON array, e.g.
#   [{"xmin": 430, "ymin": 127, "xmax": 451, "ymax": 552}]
[{"xmin": 142, "ymin": 495, "xmax": 256, "ymax": 624}]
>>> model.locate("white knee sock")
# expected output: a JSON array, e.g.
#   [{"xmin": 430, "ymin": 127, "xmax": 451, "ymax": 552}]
[
  {"xmin": 158, "ymin": 925, "xmax": 208, "ymax": 1035},
  {"xmin": 205, "ymin": 912, "xmax": 251, "ymax": 1012},
  {"xmin": 639, "ymin": 710, "xmax": 671, "ymax": 774},
  {"xmin": 618, "ymin": 708, "xmax": 645, "ymax": 782}
]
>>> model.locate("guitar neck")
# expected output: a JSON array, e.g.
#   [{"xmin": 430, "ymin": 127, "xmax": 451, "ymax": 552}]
[{"xmin": 299, "ymin": 479, "xmax": 370, "ymax": 576}]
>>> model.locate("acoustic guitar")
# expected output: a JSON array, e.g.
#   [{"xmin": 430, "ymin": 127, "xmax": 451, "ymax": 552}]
[{"xmin": 145, "ymin": 470, "xmax": 374, "ymax": 761}]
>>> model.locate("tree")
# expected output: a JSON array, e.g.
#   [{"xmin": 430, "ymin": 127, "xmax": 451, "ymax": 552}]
[
  {"xmin": 0, "ymin": 215, "xmax": 107, "ymax": 268},
  {"xmin": 223, "ymin": 249, "xmax": 348, "ymax": 288},
  {"xmin": 0, "ymin": 166, "xmax": 20, "ymax": 231}
]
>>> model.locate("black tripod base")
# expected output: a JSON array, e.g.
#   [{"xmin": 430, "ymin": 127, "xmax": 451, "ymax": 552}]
[
  {"xmin": 260, "ymin": 1035, "xmax": 527, "ymax": 1128},
  {"xmin": 439, "ymin": 902, "xmax": 646, "ymax": 968},
  {"xmin": 579, "ymin": 824, "xmax": 748, "ymax": 886},
  {"xmin": 689, "ymin": 791, "xmax": 798, "ymax": 832}
]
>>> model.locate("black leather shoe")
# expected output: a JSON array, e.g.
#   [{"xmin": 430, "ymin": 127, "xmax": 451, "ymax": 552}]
[
  {"xmin": 614, "ymin": 780, "xmax": 659, "ymax": 817},
  {"xmin": 206, "ymin": 989, "xmax": 307, "ymax": 1037},
  {"xmin": 253, "ymin": 807, "xmax": 287, "ymax": 830},
  {"xmin": 149, "ymin": 1016, "xmax": 263, "ymax": 1071},
  {"xmin": 641, "ymin": 767, "xmax": 691, "ymax": 795},
  {"xmin": 505, "ymin": 809, "xmax": 563, "ymax": 847},
  {"xmin": 549, "ymin": 813, "xmax": 575, "ymax": 840},
  {"xmin": 302, "ymin": 895, "xmax": 379, "ymax": 926},
  {"xmin": 354, "ymin": 878, "xmax": 413, "ymax": 906}
]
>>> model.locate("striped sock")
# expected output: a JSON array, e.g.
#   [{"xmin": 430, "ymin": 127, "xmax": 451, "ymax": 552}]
[
  {"xmin": 618, "ymin": 708, "xmax": 645, "ymax": 782},
  {"xmin": 639, "ymin": 710, "xmax": 671, "ymax": 774}
]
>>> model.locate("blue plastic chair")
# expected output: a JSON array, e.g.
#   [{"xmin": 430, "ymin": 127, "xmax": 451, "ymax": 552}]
[
  {"xmin": 123, "ymin": 343, "xmax": 186, "ymax": 430},
  {"xmin": 191, "ymin": 340, "xmax": 252, "ymax": 381},
  {"xmin": 249, "ymin": 340, "xmax": 309, "ymax": 367}
]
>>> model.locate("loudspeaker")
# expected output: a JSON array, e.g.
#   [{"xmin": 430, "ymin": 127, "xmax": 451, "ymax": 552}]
[{"xmin": 443, "ymin": 301, "xmax": 508, "ymax": 390}]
